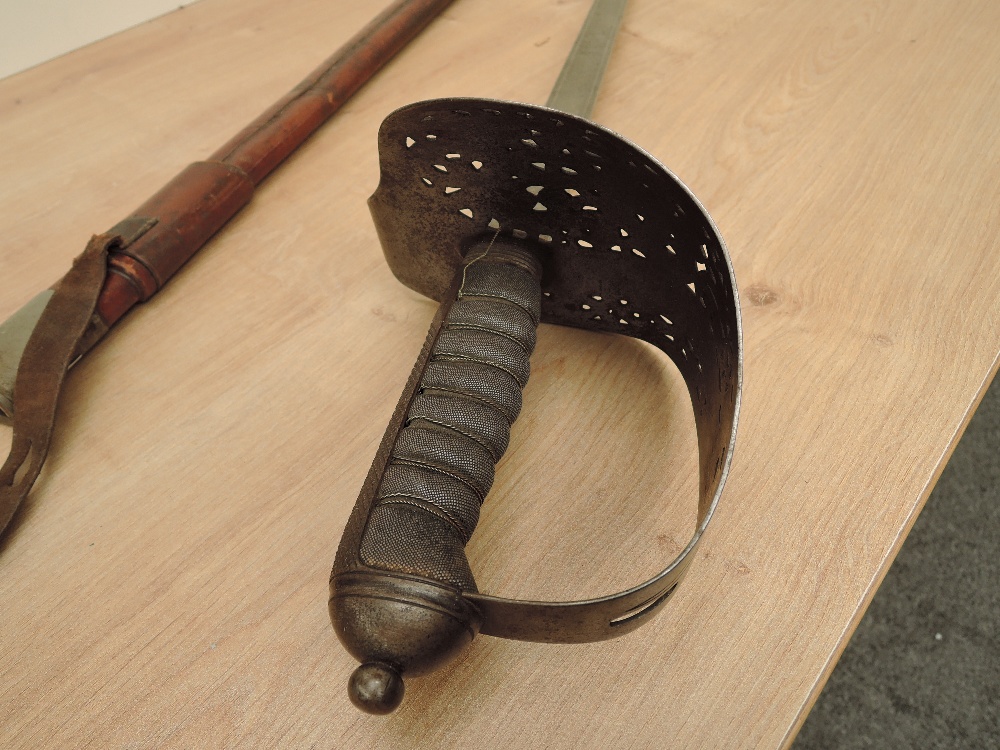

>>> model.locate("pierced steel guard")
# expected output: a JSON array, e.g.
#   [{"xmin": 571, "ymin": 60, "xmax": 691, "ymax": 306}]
[{"xmin": 330, "ymin": 98, "xmax": 741, "ymax": 713}]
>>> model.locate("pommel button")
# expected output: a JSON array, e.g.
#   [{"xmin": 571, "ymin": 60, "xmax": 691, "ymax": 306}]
[{"xmin": 348, "ymin": 662, "xmax": 405, "ymax": 714}]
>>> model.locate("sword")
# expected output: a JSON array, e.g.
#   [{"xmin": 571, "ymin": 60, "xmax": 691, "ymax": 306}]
[
  {"xmin": 0, "ymin": 0, "xmax": 456, "ymax": 537},
  {"xmin": 330, "ymin": 0, "xmax": 742, "ymax": 714}
]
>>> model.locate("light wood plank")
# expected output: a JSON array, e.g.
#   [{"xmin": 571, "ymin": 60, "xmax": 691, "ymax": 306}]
[{"xmin": 1, "ymin": 0, "xmax": 998, "ymax": 747}]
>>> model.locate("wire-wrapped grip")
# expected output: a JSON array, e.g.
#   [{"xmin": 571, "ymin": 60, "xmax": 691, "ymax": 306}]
[{"xmin": 331, "ymin": 237, "xmax": 542, "ymax": 714}]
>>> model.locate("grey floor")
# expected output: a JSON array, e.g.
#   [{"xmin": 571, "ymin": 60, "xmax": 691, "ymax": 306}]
[{"xmin": 792, "ymin": 373, "xmax": 1000, "ymax": 749}]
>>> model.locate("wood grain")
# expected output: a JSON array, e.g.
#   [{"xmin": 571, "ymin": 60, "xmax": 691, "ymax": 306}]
[{"xmin": 1, "ymin": 0, "xmax": 998, "ymax": 747}]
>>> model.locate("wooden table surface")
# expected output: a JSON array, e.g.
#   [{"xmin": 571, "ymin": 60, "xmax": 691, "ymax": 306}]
[{"xmin": 1, "ymin": 0, "xmax": 997, "ymax": 747}]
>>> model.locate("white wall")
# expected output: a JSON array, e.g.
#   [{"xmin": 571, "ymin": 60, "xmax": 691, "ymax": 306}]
[{"xmin": 0, "ymin": 1, "xmax": 201, "ymax": 80}]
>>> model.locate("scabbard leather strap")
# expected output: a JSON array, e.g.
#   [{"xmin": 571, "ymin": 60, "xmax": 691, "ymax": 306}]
[{"xmin": 0, "ymin": 234, "xmax": 112, "ymax": 536}]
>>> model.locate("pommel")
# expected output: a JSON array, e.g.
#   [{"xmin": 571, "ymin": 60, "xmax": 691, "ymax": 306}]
[
  {"xmin": 349, "ymin": 663, "xmax": 405, "ymax": 714},
  {"xmin": 330, "ymin": 571, "xmax": 482, "ymax": 714}
]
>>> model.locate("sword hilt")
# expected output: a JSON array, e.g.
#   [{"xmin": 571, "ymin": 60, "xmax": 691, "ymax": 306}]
[
  {"xmin": 331, "ymin": 97, "xmax": 741, "ymax": 715},
  {"xmin": 332, "ymin": 238, "xmax": 541, "ymax": 713}
]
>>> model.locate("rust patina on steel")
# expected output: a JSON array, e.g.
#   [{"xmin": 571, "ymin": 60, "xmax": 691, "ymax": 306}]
[
  {"xmin": 330, "ymin": 0, "xmax": 741, "ymax": 715},
  {"xmin": 0, "ymin": 0, "xmax": 456, "ymax": 537}
]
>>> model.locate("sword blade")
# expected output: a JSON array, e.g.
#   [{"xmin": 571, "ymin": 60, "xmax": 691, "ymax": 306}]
[
  {"xmin": 545, "ymin": 0, "xmax": 628, "ymax": 118},
  {"xmin": 0, "ymin": 291, "xmax": 52, "ymax": 418}
]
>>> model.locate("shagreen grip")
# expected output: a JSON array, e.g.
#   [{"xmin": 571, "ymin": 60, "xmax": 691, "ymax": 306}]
[
  {"xmin": 361, "ymin": 241, "xmax": 541, "ymax": 588},
  {"xmin": 332, "ymin": 238, "xmax": 542, "ymax": 713}
]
